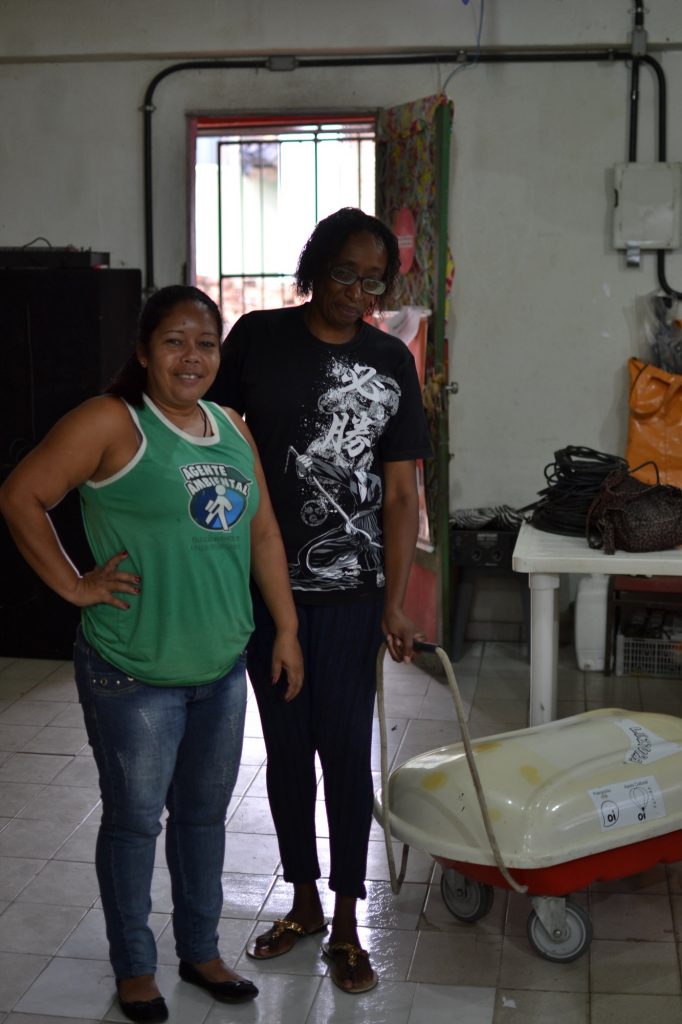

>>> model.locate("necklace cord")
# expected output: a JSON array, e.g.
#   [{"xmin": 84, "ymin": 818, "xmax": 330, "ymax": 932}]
[{"xmin": 199, "ymin": 404, "xmax": 209, "ymax": 437}]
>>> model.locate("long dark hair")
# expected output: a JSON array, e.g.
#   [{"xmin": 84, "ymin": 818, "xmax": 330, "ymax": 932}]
[
  {"xmin": 106, "ymin": 285, "xmax": 223, "ymax": 407},
  {"xmin": 295, "ymin": 207, "xmax": 401, "ymax": 312}
]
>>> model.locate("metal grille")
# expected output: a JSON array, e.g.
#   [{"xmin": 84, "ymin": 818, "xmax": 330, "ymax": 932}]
[{"xmin": 195, "ymin": 121, "xmax": 375, "ymax": 330}]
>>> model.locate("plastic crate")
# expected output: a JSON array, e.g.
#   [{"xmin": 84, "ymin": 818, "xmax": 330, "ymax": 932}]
[{"xmin": 615, "ymin": 632, "xmax": 682, "ymax": 678}]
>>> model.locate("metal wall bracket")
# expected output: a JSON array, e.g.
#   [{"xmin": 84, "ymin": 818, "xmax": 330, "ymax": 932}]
[{"xmin": 266, "ymin": 56, "xmax": 299, "ymax": 72}]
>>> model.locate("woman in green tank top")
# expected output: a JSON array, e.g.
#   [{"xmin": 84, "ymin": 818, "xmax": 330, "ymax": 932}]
[{"xmin": 0, "ymin": 286, "xmax": 303, "ymax": 1023}]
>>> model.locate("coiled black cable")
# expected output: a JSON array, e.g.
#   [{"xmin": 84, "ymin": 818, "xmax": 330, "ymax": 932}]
[{"xmin": 526, "ymin": 446, "xmax": 628, "ymax": 536}]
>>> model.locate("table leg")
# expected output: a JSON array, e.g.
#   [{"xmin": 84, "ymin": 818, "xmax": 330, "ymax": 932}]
[{"xmin": 528, "ymin": 572, "xmax": 561, "ymax": 725}]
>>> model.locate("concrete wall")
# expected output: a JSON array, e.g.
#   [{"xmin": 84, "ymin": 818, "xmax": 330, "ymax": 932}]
[{"xmin": 2, "ymin": 0, "xmax": 681, "ymax": 537}]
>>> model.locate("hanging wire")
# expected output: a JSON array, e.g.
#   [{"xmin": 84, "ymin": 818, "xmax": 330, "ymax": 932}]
[{"xmin": 442, "ymin": 0, "xmax": 486, "ymax": 91}]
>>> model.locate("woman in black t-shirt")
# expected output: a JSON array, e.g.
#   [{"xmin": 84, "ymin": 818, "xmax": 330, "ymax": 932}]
[{"xmin": 210, "ymin": 208, "xmax": 431, "ymax": 994}]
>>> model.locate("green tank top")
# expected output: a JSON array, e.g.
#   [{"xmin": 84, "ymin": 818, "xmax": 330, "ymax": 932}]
[{"xmin": 79, "ymin": 396, "xmax": 259, "ymax": 685}]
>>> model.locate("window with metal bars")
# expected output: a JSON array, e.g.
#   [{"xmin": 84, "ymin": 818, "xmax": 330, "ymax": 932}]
[{"xmin": 193, "ymin": 116, "xmax": 376, "ymax": 331}]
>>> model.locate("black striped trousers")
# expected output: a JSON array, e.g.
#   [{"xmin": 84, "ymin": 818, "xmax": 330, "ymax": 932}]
[{"xmin": 246, "ymin": 589, "xmax": 384, "ymax": 899}]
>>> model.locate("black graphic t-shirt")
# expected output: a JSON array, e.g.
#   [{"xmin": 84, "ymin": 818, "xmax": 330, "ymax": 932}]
[{"xmin": 210, "ymin": 304, "xmax": 431, "ymax": 604}]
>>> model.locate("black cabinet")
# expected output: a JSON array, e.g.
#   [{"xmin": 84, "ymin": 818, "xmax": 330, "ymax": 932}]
[
  {"xmin": 0, "ymin": 268, "xmax": 142, "ymax": 658},
  {"xmin": 449, "ymin": 528, "xmax": 530, "ymax": 662}
]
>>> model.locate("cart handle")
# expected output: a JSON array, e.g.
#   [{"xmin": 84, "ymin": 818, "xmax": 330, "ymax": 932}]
[
  {"xmin": 412, "ymin": 639, "xmax": 439, "ymax": 654},
  {"xmin": 376, "ymin": 641, "xmax": 528, "ymax": 896}
]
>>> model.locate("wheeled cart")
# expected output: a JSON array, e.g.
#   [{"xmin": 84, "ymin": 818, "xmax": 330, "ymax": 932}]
[{"xmin": 374, "ymin": 644, "xmax": 682, "ymax": 961}]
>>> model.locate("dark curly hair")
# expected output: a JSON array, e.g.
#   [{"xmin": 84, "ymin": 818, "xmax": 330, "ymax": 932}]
[
  {"xmin": 295, "ymin": 207, "xmax": 401, "ymax": 312},
  {"xmin": 105, "ymin": 285, "xmax": 223, "ymax": 407}
]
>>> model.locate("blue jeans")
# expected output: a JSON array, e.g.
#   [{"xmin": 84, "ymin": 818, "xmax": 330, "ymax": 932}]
[{"xmin": 74, "ymin": 628, "xmax": 246, "ymax": 979}]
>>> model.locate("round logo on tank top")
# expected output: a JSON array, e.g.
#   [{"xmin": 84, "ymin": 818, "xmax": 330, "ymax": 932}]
[{"xmin": 179, "ymin": 463, "xmax": 253, "ymax": 532}]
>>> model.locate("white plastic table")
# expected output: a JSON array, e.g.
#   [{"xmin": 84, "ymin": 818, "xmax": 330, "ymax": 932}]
[{"xmin": 512, "ymin": 522, "xmax": 682, "ymax": 726}]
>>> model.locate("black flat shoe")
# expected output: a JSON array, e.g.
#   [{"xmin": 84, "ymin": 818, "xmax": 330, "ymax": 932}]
[
  {"xmin": 116, "ymin": 994, "xmax": 168, "ymax": 1024},
  {"xmin": 178, "ymin": 960, "xmax": 258, "ymax": 1003}
]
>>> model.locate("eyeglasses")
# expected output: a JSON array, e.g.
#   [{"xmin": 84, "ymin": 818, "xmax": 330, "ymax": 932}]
[{"xmin": 329, "ymin": 266, "xmax": 386, "ymax": 296}]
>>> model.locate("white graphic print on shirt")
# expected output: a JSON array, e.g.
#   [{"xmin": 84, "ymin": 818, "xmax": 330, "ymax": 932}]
[{"xmin": 287, "ymin": 358, "xmax": 401, "ymax": 593}]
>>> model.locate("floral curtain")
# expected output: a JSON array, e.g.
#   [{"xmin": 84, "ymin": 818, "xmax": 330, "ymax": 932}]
[{"xmin": 376, "ymin": 93, "xmax": 454, "ymax": 544}]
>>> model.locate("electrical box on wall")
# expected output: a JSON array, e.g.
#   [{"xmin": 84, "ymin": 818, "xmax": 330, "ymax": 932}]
[{"xmin": 612, "ymin": 162, "xmax": 682, "ymax": 250}]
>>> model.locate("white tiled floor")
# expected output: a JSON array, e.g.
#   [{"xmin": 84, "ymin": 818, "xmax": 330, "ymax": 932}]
[{"xmin": 1, "ymin": 641, "xmax": 682, "ymax": 1023}]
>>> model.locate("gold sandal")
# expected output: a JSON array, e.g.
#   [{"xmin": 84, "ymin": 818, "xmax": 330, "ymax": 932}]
[
  {"xmin": 246, "ymin": 918, "xmax": 327, "ymax": 960},
  {"xmin": 322, "ymin": 940, "xmax": 378, "ymax": 994}
]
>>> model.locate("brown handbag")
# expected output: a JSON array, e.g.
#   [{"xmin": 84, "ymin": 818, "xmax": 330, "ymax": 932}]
[
  {"xmin": 586, "ymin": 461, "xmax": 682, "ymax": 555},
  {"xmin": 626, "ymin": 357, "xmax": 682, "ymax": 486}
]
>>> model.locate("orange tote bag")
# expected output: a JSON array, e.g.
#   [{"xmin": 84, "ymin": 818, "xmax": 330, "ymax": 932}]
[{"xmin": 626, "ymin": 357, "xmax": 682, "ymax": 486}]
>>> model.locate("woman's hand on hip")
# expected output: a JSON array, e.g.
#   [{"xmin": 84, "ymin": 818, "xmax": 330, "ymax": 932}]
[{"xmin": 71, "ymin": 551, "xmax": 141, "ymax": 609}]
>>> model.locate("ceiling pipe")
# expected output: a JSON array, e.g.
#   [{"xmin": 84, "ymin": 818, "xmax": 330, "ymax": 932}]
[{"xmin": 146, "ymin": 46, "xmax": 682, "ymax": 295}]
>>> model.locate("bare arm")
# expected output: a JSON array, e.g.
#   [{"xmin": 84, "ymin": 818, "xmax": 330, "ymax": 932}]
[
  {"xmin": 0, "ymin": 397, "xmax": 141, "ymax": 609},
  {"xmin": 381, "ymin": 459, "xmax": 425, "ymax": 663},
  {"xmin": 226, "ymin": 409, "xmax": 303, "ymax": 701}
]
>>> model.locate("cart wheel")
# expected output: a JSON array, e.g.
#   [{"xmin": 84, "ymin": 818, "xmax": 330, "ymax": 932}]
[
  {"xmin": 440, "ymin": 868, "xmax": 494, "ymax": 922},
  {"xmin": 526, "ymin": 900, "xmax": 592, "ymax": 962}
]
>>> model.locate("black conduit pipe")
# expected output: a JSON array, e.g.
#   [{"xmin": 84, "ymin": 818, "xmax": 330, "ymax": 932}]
[
  {"xmin": 142, "ymin": 59, "xmax": 268, "ymax": 295},
  {"xmin": 142, "ymin": 49, "xmax": 631, "ymax": 293},
  {"xmin": 142, "ymin": 46, "xmax": 682, "ymax": 297},
  {"xmin": 637, "ymin": 55, "xmax": 682, "ymax": 300},
  {"xmin": 629, "ymin": 0, "xmax": 645, "ymax": 163},
  {"xmin": 623, "ymin": 0, "xmax": 680, "ymax": 301},
  {"xmin": 628, "ymin": 57, "xmax": 640, "ymax": 161}
]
